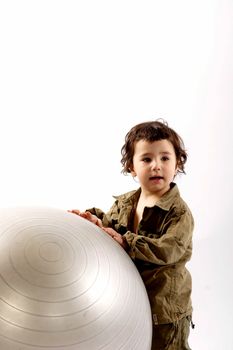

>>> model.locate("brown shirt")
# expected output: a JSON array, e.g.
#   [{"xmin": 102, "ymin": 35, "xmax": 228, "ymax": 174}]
[{"xmin": 88, "ymin": 183, "xmax": 194, "ymax": 324}]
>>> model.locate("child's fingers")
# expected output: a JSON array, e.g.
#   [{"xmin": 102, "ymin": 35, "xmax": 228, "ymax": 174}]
[
  {"xmin": 68, "ymin": 210, "xmax": 89, "ymax": 220},
  {"xmin": 102, "ymin": 227, "xmax": 116, "ymax": 238},
  {"xmin": 68, "ymin": 209, "xmax": 81, "ymax": 215},
  {"xmin": 68, "ymin": 210, "xmax": 103, "ymax": 227}
]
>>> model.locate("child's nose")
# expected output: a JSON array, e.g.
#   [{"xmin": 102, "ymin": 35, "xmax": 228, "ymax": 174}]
[{"xmin": 151, "ymin": 160, "xmax": 160, "ymax": 170}]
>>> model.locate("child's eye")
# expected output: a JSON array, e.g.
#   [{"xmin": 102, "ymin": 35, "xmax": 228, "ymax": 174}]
[
  {"xmin": 142, "ymin": 157, "xmax": 151, "ymax": 163},
  {"xmin": 161, "ymin": 156, "xmax": 169, "ymax": 161}
]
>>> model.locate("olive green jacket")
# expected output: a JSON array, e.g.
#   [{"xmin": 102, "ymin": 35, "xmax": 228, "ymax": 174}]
[{"xmin": 88, "ymin": 183, "xmax": 194, "ymax": 325}]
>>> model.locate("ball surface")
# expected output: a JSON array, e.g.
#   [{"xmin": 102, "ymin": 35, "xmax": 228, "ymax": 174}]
[{"xmin": 0, "ymin": 207, "xmax": 152, "ymax": 349}]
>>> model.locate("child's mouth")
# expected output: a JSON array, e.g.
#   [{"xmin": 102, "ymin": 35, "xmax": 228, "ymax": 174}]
[{"xmin": 149, "ymin": 176, "xmax": 163, "ymax": 180}]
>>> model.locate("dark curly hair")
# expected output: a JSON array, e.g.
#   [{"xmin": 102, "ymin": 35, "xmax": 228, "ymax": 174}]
[{"xmin": 121, "ymin": 119, "xmax": 187, "ymax": 175}]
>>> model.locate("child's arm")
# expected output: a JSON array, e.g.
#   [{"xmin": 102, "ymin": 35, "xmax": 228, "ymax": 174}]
[
  {"xmin": 69, "ymin": 207, "xmax": 129, "ymax": 249},
  {"xmin": 104, "ymin": 200, "xmax": 194, "ymax": 266},
  {"xmin": 124, "ymin": 209, "xmax": 194, "ymax": 265}
]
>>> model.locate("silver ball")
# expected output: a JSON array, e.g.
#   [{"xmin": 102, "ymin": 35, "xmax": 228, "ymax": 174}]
[{"xmin": 0, "ymin": 207, "xmax": 152, "ymax": 349}]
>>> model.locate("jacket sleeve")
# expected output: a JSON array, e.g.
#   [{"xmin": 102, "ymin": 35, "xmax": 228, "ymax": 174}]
[
  {"xmin": 88, "ymin": 201, "xmax": 194, "ymax": 266},
  {"xmin": 124, "ymin": 209, "xmax": 194, "ymax": 266}
]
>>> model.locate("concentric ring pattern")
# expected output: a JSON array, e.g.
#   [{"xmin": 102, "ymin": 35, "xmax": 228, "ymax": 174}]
[{"xmin": 0, "ymin": 206, "xmax": 152, "ymax": 349}]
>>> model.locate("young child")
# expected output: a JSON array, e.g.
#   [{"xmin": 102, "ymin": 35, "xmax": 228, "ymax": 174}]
[{"xmin": 70, "ymin": 120, "xmax": 194, "ymax": 349}]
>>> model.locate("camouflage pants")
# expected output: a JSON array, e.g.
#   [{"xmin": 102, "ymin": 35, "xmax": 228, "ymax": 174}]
[{"xmin": 151, "ymin": 316, "xmax": 192, "ymax": 350}]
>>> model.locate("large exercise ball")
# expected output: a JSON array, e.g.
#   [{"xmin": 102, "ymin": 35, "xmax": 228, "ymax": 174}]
[{"xmin": 0, "ymin": 207, "xmax": 152, "ymax": 349}]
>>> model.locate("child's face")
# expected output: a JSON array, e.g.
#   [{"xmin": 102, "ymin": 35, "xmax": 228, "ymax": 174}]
[{"xmin": 131, "ymin": 139, "xmax": 178, "ymax": 198}]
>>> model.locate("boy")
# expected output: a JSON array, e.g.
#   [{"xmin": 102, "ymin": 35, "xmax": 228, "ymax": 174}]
[{"xmin": 70, "ymin": 120, "xmax": 194, "ymax": 349}]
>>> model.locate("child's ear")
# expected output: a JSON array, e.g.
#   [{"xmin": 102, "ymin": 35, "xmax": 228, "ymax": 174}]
[
  {"xmin": 175, "ymin": 162, "xmax": 181, "ymax": 175},
  {"xmin": 130, "ymin": 167, "xmax": 137, "ymax": 177}
]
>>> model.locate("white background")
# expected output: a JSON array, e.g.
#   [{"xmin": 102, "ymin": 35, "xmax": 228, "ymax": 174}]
[{"xmin": 0, "ymin": 1, "xmax": 233, "ymax": 349}]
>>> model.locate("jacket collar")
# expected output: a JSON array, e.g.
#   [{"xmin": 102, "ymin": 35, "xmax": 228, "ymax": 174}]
[
  {"xmin": 113, "ymin": 182, "xmax": 180, "ymax": 211},
  {"xmin": 155, "ymin": 183, "xmax": 180, "ymax": 211}
]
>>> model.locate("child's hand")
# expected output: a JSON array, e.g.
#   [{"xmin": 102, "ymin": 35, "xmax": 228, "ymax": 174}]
[
  {"xmin": 102, "ymin": 227, "xmax": 128, "ymax": 250},
  {"xmin": 68, "ymin": 209, "xmax": 103, "ymax": 227}
]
